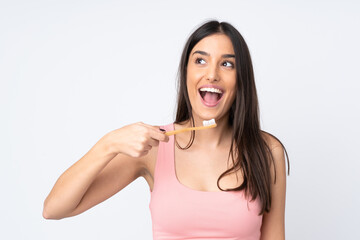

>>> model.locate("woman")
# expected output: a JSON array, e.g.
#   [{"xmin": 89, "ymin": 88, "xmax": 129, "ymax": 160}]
[{"xmin": 43, "ymin": 20, "xmax": 290, "ymax": 240}]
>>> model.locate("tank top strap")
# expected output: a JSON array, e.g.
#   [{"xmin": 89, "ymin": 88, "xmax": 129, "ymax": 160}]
[{"xmin": 152, "ymin": 122, "xmax": 175, "ymax": 194}]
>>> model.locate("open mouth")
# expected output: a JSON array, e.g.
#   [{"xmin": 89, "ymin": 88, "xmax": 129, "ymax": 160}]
[{"xmin": 198, "ymin": 89, "xmax": 224, "ymax": 107}]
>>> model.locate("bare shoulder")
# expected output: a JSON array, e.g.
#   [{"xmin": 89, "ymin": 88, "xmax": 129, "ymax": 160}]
[
  {"xmin": 259, "ymin": 131, "xmax": 288, "ymax": 239},
  {"xmin": 261, "ymin": 131, "xmax": 283, "ymax": 151},
  {"xmin": 260, "ymin": 130, "xmax": 289, "ymax": 176},
  {"xmin": 261, "ymin": 131, "xmax": 287, "ymax": 160}
]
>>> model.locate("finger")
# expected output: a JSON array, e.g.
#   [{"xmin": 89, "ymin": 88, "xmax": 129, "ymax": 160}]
[
  {"xmin": 143, "ymin": 144, "xmax": 152, "ymax": 151},
  {"xmin": 147, "ymin": 124, "xmax": 165, "ymax": 133},
  {"xmin": 139, "ymin": 123, "xmax": 163, "ymax": 132},
  {"xmin": 140, "ymin": 123, "xmax": 169, "ymax": 142},
  {"xmin": 149, "ymin": 128, "xmax": 169, "ymax": 142},
  {"xmin": 140, "ymin": 150, "xmax": 149, "ymax": 157},
  {"xmin": 147, "ymin": 137, "xmax": 159, "ymax": 147}
]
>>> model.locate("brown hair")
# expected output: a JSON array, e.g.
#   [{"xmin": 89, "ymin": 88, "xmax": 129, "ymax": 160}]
[{"xmin": 174, "ymin": 20, "xmax": 290, "ymax": 215}]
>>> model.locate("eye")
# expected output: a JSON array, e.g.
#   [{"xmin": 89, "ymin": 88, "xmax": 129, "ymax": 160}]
[
  {"xmin": 222, "ymin": 61, "xmax": 234, "ymax": 68},
  {"xmin": 195, "ymin": 57, "xmax": 206, "ymax": 64}
]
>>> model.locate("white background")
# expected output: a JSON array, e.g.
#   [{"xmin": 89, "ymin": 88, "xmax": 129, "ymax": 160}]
[{"xmin": 1, "ymin": 0, "xmax": 359, "ymax": 239}]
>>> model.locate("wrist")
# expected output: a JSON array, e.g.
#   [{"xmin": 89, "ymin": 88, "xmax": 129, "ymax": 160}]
[{"xmin": 94, "ymin": 132, "xmax": 118, "ymax": 160}]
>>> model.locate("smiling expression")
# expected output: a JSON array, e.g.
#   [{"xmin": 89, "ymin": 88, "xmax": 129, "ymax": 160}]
[{"xmin": 186, "ymin": 33, "xmax": 237, "ymax": 122}]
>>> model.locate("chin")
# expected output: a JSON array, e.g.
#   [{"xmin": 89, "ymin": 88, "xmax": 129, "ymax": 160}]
[{"xmin": 193, "ymin": 112, "xmax": 218, "ymax": 122}]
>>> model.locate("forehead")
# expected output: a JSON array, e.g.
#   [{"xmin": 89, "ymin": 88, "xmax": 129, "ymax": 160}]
[{"xmin": 191, "ymin": 34, "xmax": 234, "ymax": 55}]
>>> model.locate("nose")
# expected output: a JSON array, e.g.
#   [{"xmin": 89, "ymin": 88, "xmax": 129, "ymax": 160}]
[{"xmin": 205, "ymin": 64, "xmax": 219, "ymax": 82}]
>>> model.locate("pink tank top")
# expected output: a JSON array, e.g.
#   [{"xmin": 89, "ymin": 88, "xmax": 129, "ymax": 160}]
[{"xmin": 149, "ymin": 123, "xmax": 263, "ymax": 240}]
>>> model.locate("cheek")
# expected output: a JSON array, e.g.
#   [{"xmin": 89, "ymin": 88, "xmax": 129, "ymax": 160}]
[
  {"xmin": 187, "ymin": 65, "xmax": 204, "ymax": 81},
  {"xmin": 186, "ymin": 70, "xmax": 201, "ymax": 93},
  {"xmin": 185, "ymin": 77, "xmax": 196, "ymax": 99},
  {"xmin": 230, "ymin": 75, "xmax": 237, "ymax": 90},
  {"xmin": 227, "ymin": 79, "xmax": 237, "ymax": 100},
  {"xmin": 229, "ymin": 88, "xmax": 237, "ymax": 104},
  {"xmin": 186, "ymin": 83, "xmax": 197, "ymax": 100}
]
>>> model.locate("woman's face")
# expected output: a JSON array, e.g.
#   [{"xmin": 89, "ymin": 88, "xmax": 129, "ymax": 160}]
[{"xmin": 186, "ymin": 33, "xmax": 237, "ymax": 123}]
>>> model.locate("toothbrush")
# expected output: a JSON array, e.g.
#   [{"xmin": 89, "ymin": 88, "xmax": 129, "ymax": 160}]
[{"xmin": 164, "ymin": 119, "xmax": 217, "ymax": 136}]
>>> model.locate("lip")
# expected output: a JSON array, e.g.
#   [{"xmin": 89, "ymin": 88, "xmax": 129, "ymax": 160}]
[{"xmin": 198, "ymin": 88, "xmax": 224, "ymax": 107}]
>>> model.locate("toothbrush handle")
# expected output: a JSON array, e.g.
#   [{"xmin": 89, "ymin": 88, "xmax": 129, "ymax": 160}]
[{"xmin": 164, "ymin": 124, "xmax": 216, "ymax": 136}]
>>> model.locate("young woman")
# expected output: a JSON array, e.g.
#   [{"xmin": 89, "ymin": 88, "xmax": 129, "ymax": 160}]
[{"xmin": 43, "ymin": 20, "xmax": 290, "ymax": 240}]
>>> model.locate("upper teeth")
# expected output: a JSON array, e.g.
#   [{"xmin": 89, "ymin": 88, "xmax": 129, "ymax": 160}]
[{"xmin": 199, "ymin": 87, "xmax": 223, "ymax": 94}]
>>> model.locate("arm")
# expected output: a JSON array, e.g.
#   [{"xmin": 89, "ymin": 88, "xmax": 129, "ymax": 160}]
[
  {"xmin": 43, "ymin": 123, "xmax": 167, "ymax": 220},
  {"xmin": 43, "ymin": 133, "xmax": 144, "ymax": 219},
  {"xmin": 260, "ymin": 139, "xmax": 287, "ymax": 240}
]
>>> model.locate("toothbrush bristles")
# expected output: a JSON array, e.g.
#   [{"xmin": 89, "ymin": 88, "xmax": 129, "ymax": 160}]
[{"xmin": 203, "ymin": 118, "xmax": 216, "ymax": 126}]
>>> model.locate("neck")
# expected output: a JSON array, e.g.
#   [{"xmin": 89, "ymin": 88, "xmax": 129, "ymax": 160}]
[{"xmin": 178, "ymin": 113, "xmax": 233, "ymax": 149}]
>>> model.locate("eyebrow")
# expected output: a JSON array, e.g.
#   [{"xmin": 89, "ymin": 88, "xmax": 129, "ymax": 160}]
[{"xmin": 192, "ymin": 50, "xmax": 235, "ymax": 58}]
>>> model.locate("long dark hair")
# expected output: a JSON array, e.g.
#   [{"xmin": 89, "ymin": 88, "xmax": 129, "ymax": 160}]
[{"xmin": 174, "ymin": 20, "xmax": 290, "ymax": 215}]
